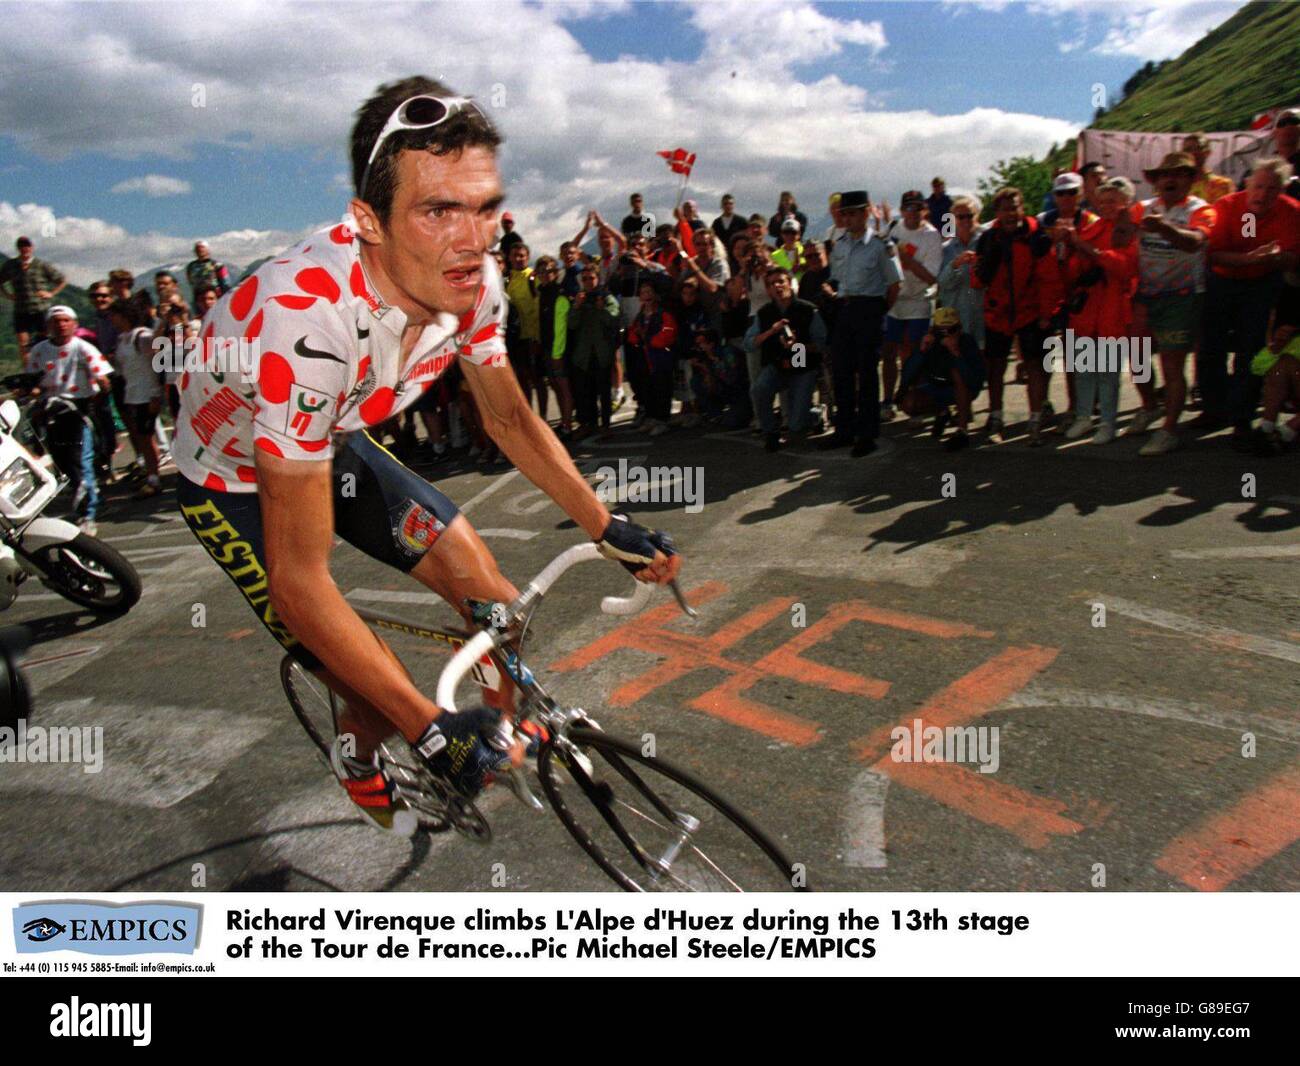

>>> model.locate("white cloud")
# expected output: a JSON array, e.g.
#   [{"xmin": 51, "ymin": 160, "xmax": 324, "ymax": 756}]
[
  {"xmin": 1025, "ymin": 0, "xmax": 1247, "ymax": 60},
  {"xmin": 0, "ymin": 1, "xmax": 1081, "ymax": 278},
  {"xmin": 110, "ymin": 174, "xmax": 193, "ymax": 197}
]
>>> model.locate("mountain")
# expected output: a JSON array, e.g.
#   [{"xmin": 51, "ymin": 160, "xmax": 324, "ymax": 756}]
[{"xmin": 1091, "ymin": 1, "xmax": 1300, "ymax": 134}]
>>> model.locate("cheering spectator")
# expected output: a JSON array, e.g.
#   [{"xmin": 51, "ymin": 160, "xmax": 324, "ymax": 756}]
[
  {"xmin": 1130, "ymin": 155, "xmax": 1215, "ymax": 454},
  {"xmin": 937, "ymin": 195, "xmax": 986, "ymax": 351},
  {"xmin": 84, "ymin": 281, "xmax": 120, "ymax": 480},
  {"xmin": 1182, "ymin": 134, "xmax": 1234, "ymax": 204},
  {"xmin": 681, "ymin": 230, "xmax": 730, "ymax": 316},
  {"xmin": 719, "ymin": 273, "xmax": 753, "ymax": 427},
  {"xmin": 767, "ymin": 192, "xmax": 808, "ymax": 243},
  {"xmin": 1061, "ymin": 188, "xmax": 1140, "ymax": 445},
  {"xmin": 1250, "ymin": 324, "xmax": 1300, "ymax": 454},
  {"xmin": 882, "ymin": 190, "xmax": 943, "ymax": 422},
  {"xmin": 185, "ymin": 240, "xmax": 231, "ymax": 298},
  {"xmin": 497, "ymin": 211, "xmax": 523, "ymax": 257},
  {"xmin": 1079, "ymin": 163, "xmax": 1107, "ymax": 212},
  {"xmin": 825, "ymin": 190, "xmax": 902, "ymax": 456},
  {"xmin": 0, "ymin": 237, "xmax": 66, "ymax": 360},
  {"xmin": 536, "ymin": 255, "xmax": 575, "ymax": 436},
  {"xmin": 567, "ymin": 263, "xmax": 621, "ymax": 439},
  {"xmin": 504, "ymin": 242, "xmax": 543, "ymax": 415},
  {"xmin": 25, "ymin": 307, "xmax": 112, "ymax": 533},
  {"xmin": 622, "ymin": 192, "xmax": 654, "ymax": 239},
  {"xmin": 747, "ymin": 213, "xmax": 770, "ymax": 249},
  {"xmin": 1038, "ymin": 172, "xmax": 1098, "ymax": 430},
  {"xmin": 194, "ymin": 284, "xmax": 220, "ymax": 319},
  {"xmin": 625, "ymin": 280, "xmax": 677, "ymax": 435},
  {"xmin": 1201, "ymin": 157, "xmax": 1300, "ymax": 447},
  {"xmin": 972, "ymin": 186, "xmax": 1052, "ymax": 443},
  {"xmin": 745, "ymin": 267, "xmax": 826, "ymax": 452},
  {"xmin": 926, "ymin": 178, "xmax": 954, "ymax": 235},
  {"xmin": 770, "ymin": 218, "xmax": 805, "ymax": 281},
  {"xmin": 896, "ymin": 306, "xmax": 985, "ymax": 451},
  {"xmin": 825, "ymin": 192, "xmax": 847, "ymax": 245},
  {"xmin": 609, "ymin": 233, "xmax": 668, "ymax": 424},
  {"xmin": 713, "ymin": 194, "xmax": 746, "ymax": 263}
]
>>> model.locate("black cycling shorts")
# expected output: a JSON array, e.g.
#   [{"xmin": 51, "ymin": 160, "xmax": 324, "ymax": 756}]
[{"xmin": 177, "ymin": 430, "xmax": 461, "ymax": 669}]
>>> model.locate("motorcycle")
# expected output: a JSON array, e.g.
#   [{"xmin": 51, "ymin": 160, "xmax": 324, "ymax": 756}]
[{"xmin": 0, "ymin": 375, "xmax": 141, "ymax": 616}]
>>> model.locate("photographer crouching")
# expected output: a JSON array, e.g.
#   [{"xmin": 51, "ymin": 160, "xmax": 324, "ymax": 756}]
[{"xmin": 894, "ymin": 306, "xmax": 985, "ymax": 451}]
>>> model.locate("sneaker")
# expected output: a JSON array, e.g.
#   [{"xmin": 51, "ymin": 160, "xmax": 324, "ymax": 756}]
[
  {"xmin": 329, "ymin": 739, "xmax": 416, "ymax": 835},
  {"xmin": 944, "ymin": 429, "xmax": 970, "ymax": 452},
  {"xmin": 1092, "ymin": 423, "xmax": 1116, "ymax": 445},
  {"xmin": 1065, "ymin": 415, "xmax": 1093, "ymax": 440},
  {"xmin": 612, "ymin": 388, "xmax": 627, "ymax": 413},
  {"xmin": 1126, "ymin": 407, "xmax": 1160, "ymax": 435},
  {"xmin": 134, "ymin": 475, "xmax": 161, "ymax": 499},
  {"xmin": 1139, "ymin": 428, "xmax": 1179, "ymax": 456}
]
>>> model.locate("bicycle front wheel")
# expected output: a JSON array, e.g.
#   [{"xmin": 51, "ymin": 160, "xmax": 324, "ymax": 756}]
[{"xmin": 538, "ymin": 726, "xmax": 806, "ymax": 891}]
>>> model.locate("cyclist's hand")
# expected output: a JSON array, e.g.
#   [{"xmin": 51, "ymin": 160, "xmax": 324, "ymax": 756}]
[
  {"xmin": 414, "ymin": 705, "xmax": 514, "ymax": 798},
  {"xmin": 596, "ymin": 511, "xmax": 682, "ymax": 584}
]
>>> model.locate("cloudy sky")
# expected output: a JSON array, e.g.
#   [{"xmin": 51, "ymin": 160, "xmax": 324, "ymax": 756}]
[{"xmin": 0, "ymin": 0, "xmax": 1247, "ymax": 284}]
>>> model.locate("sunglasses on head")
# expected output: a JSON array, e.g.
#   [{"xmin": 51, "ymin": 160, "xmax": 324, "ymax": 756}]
[{"xmin": 359, "ymin": 93, "xmax": 482, "ymax": 201}]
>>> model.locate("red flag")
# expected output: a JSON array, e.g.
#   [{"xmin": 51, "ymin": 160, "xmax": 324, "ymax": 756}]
[
  {"xmin": 1251, "ymin": 109, "xmax": 1277, "ymax": 130},
  {"xmin": 657, "ymin": 147, "xmax": 696, "ymax": 177}
]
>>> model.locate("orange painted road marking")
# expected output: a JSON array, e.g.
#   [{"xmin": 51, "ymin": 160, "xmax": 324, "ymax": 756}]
[
  {"xmin": 1154, "ymin": 762, "xmax": 1300, "ymax": 891},
  {"xmin": 852, "ymin": 645, "xmax": 1075, "ymax": 849}
]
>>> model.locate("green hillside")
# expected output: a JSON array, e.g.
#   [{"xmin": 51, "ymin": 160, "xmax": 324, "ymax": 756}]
[{"xmin": 1094, "ymin": 0, "xmax": 1300, "ymax": 133}]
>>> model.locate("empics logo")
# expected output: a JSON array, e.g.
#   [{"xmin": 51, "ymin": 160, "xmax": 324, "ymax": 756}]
[
  {"xmin": 13, "ymin": 901, "xmax": 202, "ymax": 956},
  {"xmin": 50, "ymin": 997, "xmax": 151, "ymax": 1046}
]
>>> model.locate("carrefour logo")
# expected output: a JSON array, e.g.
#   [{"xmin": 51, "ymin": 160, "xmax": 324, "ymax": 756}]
[{"xmin": 13, "ymin": 901, "xmax": 201, "ymax": 956}]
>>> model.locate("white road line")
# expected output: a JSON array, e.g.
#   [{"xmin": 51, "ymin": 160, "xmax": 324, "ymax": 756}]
[
  {"xmin": 458, "ymin": 469, "xmax": 520, "ymax": 514},
  {"xmin": 23, "ymin": 645, "xmax": 102, "ymax": 670},
  {"xmin": 1171, "ymin": 545, "xmax": 1300, "ymax": 560},
  {"xmin": 1103, "ymin": 596, "xmax": 1300, "ymax": 664},
  {"xmin": 1001, "ymin": 684, "xmax": 1300, "ymax": 745},
  {"xmin": 842, "ymin": 767, "xmax": 889, "ymax": 869},
  {"xmin": 346, "ymin": 588, "xmax": 438, "ymax": 605}
]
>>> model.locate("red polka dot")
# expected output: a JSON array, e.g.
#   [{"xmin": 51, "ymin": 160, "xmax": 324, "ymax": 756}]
[
  {"xmin": 271, "ymin": 295, "xmax": 316, "ymax": 310},
  {"xmin": 349, "ymin": 261, "xmax": 369, "ymax": 300},
  {"xmin": 295, "ymin": 267, "xmax": 341, "ymax": 304},
  {"xmin": 203, "ymin": 473, "xmax": 227, "ymax": 492},
  {"xmin": 254, "ymin": 436, "xmax": 283, "ymax": 457},
  {"xmin": 258, "ymin": 351, "xmax": 295, "ymax": 404},
  {"xmin": 303, "ymin": 246, "xmax": 312, "ymax": 253},
  {"xmin": 457, "ymin": 310, "xmax": 474, "ymax": 333},
  {"xmin": 299, "ymin": 437, "xmax": 330, "ymax": 452},
  {"xmin": 244, "ymin": 309, "xmax": 264, "ymax": 342},
  {"xmin": 230, "ymin": 276, "xmax": 258, "ymax": 321},
  {"xmin": 221, "ymin": 438, "xmax": 247, "ymax": 459},
  {"xmin": 355, "ymin": 355, "xmax": 371, "ymax": 388},
  {"xmin": 470, "ymin": 323, "xmax": 497, "ymax": 345},
  {"xmin": 336, "ymin": 391, "xmax": 346, "ymax": 413},
  {"xmin": 329, "ymin": 223, "xmax": 353, "ymax": 244},
  {"xmin": 359, "ymin": 386, "xmax": 396, "ymax": 425},
  {"xmin": 236, "ymin": 466, "xmax": 257, "ymax": 483}
]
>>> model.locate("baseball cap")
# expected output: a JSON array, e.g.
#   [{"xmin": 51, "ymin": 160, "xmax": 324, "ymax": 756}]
[
  {"xmin": 1052, "ymin": 172, "xmax": 1084, "ymax": 193},
  {"xmin": 45, "ymin": 305, "xmax": 77, "ymax": 322},
  {"xmin": 900, "ymin": 189, "xmax": 926, "ymax": 208},
  {"xmin": 780, "ymin": 217, "xmax": 801, "ymax": 232},
  {"xmin": 933, "ymin": 306, "xmax": 960, "ymax": 330}
]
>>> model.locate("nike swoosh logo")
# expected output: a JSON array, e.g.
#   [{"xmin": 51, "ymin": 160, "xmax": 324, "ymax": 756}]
[{"xmin": 294, "ymin": 337, "xmax": 346, "ymax": 363}]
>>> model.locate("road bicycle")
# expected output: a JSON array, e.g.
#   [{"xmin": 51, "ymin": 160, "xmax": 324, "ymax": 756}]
[{"xmin": 281, "ymin": 543, "xmax": 806, "ymax": 891}]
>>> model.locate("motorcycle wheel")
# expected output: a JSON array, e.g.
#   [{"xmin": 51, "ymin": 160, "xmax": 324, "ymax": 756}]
[{"xmin": 27, "ymin": 533, "xmax": 142, "ymax": 615}]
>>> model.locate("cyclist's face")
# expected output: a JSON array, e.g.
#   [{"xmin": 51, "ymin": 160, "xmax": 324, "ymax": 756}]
[{"xmin": 372, "ymin": 145, "xmax": 503, "ymax": 318}]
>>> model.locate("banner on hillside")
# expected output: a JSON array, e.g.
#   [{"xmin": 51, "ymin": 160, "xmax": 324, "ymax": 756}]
[{"xmin": 1075, "ymin": 122, "xmax": 1286, "ymax": 197}]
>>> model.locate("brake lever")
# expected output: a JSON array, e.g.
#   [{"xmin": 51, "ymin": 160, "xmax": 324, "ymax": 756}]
[
  {"xmin": 487, "ymin": 721, "xmax": 545, "ymax": 812},
  {"xmin": 668, "ymin": 579, "xmax": 698, "ymax": 618}
]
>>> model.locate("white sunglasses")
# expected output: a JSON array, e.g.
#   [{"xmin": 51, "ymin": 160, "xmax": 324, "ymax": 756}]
[{"xmin": 359, "ymin": 94, "xmax": 481, "ymax": 201}]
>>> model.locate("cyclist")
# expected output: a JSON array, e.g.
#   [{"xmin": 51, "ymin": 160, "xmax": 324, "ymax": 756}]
[{"xmin": 174, "ymin": 76, "xmax": 681, "ymax": 831}]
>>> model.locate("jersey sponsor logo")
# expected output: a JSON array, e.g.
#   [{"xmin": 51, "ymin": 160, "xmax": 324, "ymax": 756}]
[
  {"xmin": 393, "ymin": 500, "xmax": 444, "ymax": 557},
  {"xmin": 407, "ymin": 347, "xmax": 456, "ymax": 382},
  {"xmin": 190, "ymin": 386, "xmax": 255, "ymax": 445},
  {"xmin": 285, "ymin": 383, "xmax": 333, "ymax": 439},
  {"xmin": 292, "ymin": 336, "xmax": 346, "ymax": 364}
]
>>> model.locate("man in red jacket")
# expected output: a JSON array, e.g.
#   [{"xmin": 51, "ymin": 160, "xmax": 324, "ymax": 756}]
[{"xmin": 972, "ymin": 187, "xmax": 1053, "ymax": 443}]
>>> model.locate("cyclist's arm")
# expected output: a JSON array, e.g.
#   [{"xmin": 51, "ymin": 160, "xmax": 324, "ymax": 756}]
[
  {"xmin": 257, "ymin": 453, "xmax": 441, "ymax": 741},
  {"xmin": 461, "ymin": 358, "xmax": 609, "ymax": 539}
]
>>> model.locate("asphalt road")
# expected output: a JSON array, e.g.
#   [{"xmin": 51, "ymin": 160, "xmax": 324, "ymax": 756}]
[{"xmin": 3, "ymin": 378, "xmax": 1298, "ymax": 893}]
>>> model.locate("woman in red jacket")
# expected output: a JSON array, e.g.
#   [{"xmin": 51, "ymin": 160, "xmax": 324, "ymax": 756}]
[
  {"xmin": 1060, "ymin": 183, "xmax": 1140, "ymax": 444},
  {"xmin": 626, "ymin": 279, "xmax": 679, "ymax": 436},
  {"xmin": 971, "ymin": 187, "xmax": 1054, "ymax": 443}
]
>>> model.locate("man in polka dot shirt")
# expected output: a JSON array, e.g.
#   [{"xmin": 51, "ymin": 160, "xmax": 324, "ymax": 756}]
[
  {"xmin": 175, "ymin": 76, "xmax": 681, "ymax": 828},
  {"xmin": 25, "ymin": 305, "xmax": 113, "ymax": 533}
]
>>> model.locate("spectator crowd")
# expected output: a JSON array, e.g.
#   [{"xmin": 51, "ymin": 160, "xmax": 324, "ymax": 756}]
[{"xmin": 2, "ymin": 108, "xmax": 1298, "ymax": 532}]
